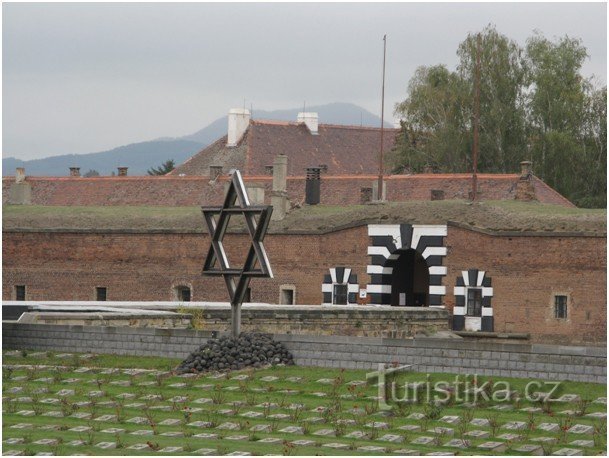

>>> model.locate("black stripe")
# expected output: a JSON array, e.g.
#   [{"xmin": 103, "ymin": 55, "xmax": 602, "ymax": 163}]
[
  {"xmin": 455, "ymin": 296, "xmax": 465, "ymax": 307},
  {"xmin": 456, "ymin": 277, "xmax": 465, "ymax": 287},
  {"xmin": 425, "ymin": 256, "xmax": 443, "ymax": 267},
  {"xmin": 482, "ymin": 276, "xmax": 492, "ymax": 287},
  {"xmin": 399, "ymin": 224, "xmax": 413, "ymax": 250},
  {"xmin": 415, "ymin": 235, "xmax": 445, "ymax": 253},
  {"xmin": 468, "ymin": 269, "xmax": 479, "ymax": 287},
  {"xmin": 323, "ymin": 292, "xmax": 332, "ymax": 303},
  {"xmin": 348, "ymin": 293, "xmax": 357, "ymax": 303},
  {"xmin": 335, "ymin": 267, "xmax": 345, "ymax": 284},
  {"xmin": 429, "ymin": 294, "xmax": 443, "ymax": 306},
  {"xmin": 452, "ymin": 316, "xmax": 465, "ymax": 331},
  {"xmin": 481, "ymin": 316, "xmax": 494, "ymax": 332},
  {"xmin": 370, "ymin": 255, "xmax": 387, "ymax": 266},
  {"xmin": 429, "ymin": 275, "xmax": 443, "ymax": 286},
  {"xmin": 348, "ymin": 273, "xmax": 358, "ymax": 284},
  {"xmin": 371, "ymin": 236, "xmax": 398, "ymax": 253},
  {"xmin": 482, "ymin": 297, "xmax": 492, "ymax": 307},
  {"xmin": 323, "ymin": 274, "xmax": 332, "ymax": 284}
]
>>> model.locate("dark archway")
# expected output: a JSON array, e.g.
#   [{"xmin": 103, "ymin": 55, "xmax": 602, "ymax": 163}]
[{"xmin": 388, "ymin": 249, "xmax": 430, "ymax": 306}]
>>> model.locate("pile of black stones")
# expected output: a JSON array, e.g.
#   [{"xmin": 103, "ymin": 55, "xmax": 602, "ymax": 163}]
[{"xmin": 177, "ymin": 332, "xmax": 294, "ymax": 373}]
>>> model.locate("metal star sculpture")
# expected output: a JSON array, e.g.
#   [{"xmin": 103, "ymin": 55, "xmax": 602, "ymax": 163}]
[{"xmin": 201, "ymin": 169, "xmax": 273, "ymax": 337}]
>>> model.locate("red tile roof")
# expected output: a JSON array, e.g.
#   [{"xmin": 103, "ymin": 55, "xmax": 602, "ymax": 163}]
[{"xmin": 170, "ymin": 119, "xmax": 399, "ymax": 177}]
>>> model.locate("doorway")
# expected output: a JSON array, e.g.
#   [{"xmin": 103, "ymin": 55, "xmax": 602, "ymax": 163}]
[{"xmin": 389, "ymin": 249, "xmax": 430, "ymax": 306}]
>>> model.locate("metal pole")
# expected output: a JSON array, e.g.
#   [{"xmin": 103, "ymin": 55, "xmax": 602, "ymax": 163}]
[
  {"xmin": 472, "ymin": 34, "xmax": 481, "ymax": 202},
  {"xmin": 378, "ymin": 34, "xmax": 387, "ymax": 201},
  {"xmin": 231, "ymin": 303, "xmax": 241, "ymax": 337}
]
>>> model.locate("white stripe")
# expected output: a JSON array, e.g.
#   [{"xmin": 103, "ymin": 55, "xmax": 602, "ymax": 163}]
[
  {"xmin": 454, "ymin": 286, "xmax": 466, "ymax": 296},
  {"xmin": 322, "ymin": 284, "xmax": 333, "ymax": 293},
  {"xmin": 343, "ymin": 268, "xmax": 352, "ymax": 284},
  {"xmin": 368, "ymin": 224, "xmax": 402, "ymax": 247},
  {"xmin": 477, "ymin": 271, "xmax": 485, "ymax": 287},
  {"xmin": 429, "ymin": 266, "xmax": 447, "ymax": 276},
  {"xmin": 453, "ymin": 306, "xmax": 466, "ymax": 315},
  {"xmin": 367, "ymin": 284, "xmax": 392, "ymax": 294},
  {"xmin": 482, "ymin": 287, "xmax": 493, "ymax": 297},
  {"xmin": 368, "ymin": 246, "xmax": 391, "ymax": 258},
  {"xmin": 234, "ymin": 170, "xmax": 250, "ymax": 206},
  {"xmin": 461, "ymin": 271, "xmax": 470, "ymax": 286},
  {"xmin": 482, "ymin": 307, "xmax": 493, "ymax": 317},
  {"xmin": 367, "ymin": 265, "xmax": 393, "ymax": 275},
  {"xmin": 330, "ymin": 268, "xmax": 337, "ymax": 283},
  {"xmin": 429, "ymin": 285, "xmax": 446, "ymax": 296},
  {"xmin": 422, "ymin": 246, "xmax": 447, "ymax": 259},
  {"xmin": 348, "ymin": 284, "xmax": 359, "ymax": 293},
  {"xmin": 429, "ymin": 305, "xmax": 445, "ymax": 309},
  {"xmin": 410, "ymin": 224, "xmax": 447, "ymax": 250}
]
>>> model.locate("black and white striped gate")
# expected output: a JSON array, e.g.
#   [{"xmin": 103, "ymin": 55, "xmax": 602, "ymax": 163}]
[
  {"xmin": 453, "ymin": 269, "xmax": 493, "ymax": 331},
  {"xmin": 366, "ymin": 224, "xmax": 447, "ymax": 307},
  {"xmin": 322, "ymin": 267, "xmax": 359, "ymax": 305}
]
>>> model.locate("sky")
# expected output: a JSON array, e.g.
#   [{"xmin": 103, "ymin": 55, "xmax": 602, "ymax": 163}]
[{"xmin": 3, "ymin": 2, "xmax": 607, "ymax": 160}]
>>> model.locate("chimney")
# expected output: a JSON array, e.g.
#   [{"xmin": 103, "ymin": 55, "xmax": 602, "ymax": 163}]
[
  {"xmin": 520, "ymin": 161, "xmax": 533, "ymax": 178},
  {"xmin": 117, "ymin": 167, "xmax": 128, "ymax": 176},
  {"xmin": 297, "ymin": 112, "xmax": 318, "ymax": 135},
  {"xmin": 15, "ymin": 168, "xmax": 26, "ymax": 184},
  {"xmin": 69, "ymin": 167, "xmax": 80, "ymax": 177},
  {"xmin": 305, "ymin": 167, "xmax": 321, "ymax": 205},
  {"xmin": 227, "ymin": 108, "xmax": 251, "ymax": 147},
  {"xmin": 270, "ymin": 155, "xmax": 289, "ymax": 221},
  {"xmin": 515, "ymin": 161, "xmax": 536, "ymax": 202}
]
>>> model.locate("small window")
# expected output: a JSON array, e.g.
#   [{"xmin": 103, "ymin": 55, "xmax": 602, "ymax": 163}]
[
  {"xmin": 280, "ymin": 287, "xmax": 295, "ymax": 305},
  {"xmin": 96, "ymin": 287, "xmax": 107, "ymax": 301},
  {"xmin": 466, "ymin": 288, "xmax": 482, "ymax": 317},
  {"xmin": 554, "ymin": 295, "xmax": 568, "ymax": 319},
  {"xmin": 15, "ymin": 285, "xmax": 26, "ymax": 301},
  {"xmin": 333, "ymin": 284, "xmax": 348, "ymax": 305},
  {"xmin": 176, "ymin": 286, "xmax": 191, "ymax": 302}
]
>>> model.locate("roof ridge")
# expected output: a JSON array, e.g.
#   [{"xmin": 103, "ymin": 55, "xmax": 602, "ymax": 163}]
[{"xmin": 250, "ymin": 119, "xmax": 399, "ymax": 131}]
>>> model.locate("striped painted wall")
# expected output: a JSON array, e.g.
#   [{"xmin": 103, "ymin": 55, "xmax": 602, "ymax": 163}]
[
  {"xmin": 366, "ymin": 224, "xmax": 447, "ymax": 307},
  {"xmin": 321, "ymin": 267, "xmax": 359, "ymax": 305},
  {"xmin": 453, "ymin": 269, "xmax": 494, "ymax": 332}
]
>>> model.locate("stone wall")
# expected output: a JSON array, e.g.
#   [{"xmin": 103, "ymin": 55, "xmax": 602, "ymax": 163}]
[
  {"xmin": 2, "ymin": 174, "xmax": 573, "ymax": 207},
  {"xmin": 2, "ymin": 323, "xmax": 605, "ymax": 383}
]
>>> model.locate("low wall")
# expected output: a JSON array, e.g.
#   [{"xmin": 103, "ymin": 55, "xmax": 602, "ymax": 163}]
[{"xmin": 2, "ymin": 323, "xmax": 605, "ymax": 383}]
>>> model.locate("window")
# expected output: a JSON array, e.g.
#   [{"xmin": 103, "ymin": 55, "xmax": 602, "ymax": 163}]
[
  {"xmin": 15, "ymin": 285, "xmax": 26, "ymax": 301},
  {"xmin": 175, "ymin": 286, "xmax": 191, "ymax": 302},
  {"xmin": 280, "ymin": 286, "xmax": 295, "ymax": 305},
  {"xmin": 333, "ymin": 284, "xmax": 348, "ymax": 305},
  {"xmin": 554, "ymin": 295, "xmax": 568, "ymax": 319},
  {"xmin": 96, "ymin": 287, "xmax": 107, "ymax": 301},
  {"xmin": 466, "ymin": 288, "xmax": 482, "ymax": 317}
]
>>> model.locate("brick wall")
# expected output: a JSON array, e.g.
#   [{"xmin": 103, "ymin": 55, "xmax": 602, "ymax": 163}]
[
  {"xmin": 3, "ymin": 224, "xmax": 604, "ymax": 344},
  {"xmin": 2, "ymin": 174, "xmax": 573, "ymax": 207},
  {"xmin": 2, "ymin": 323, "xmax": 605, "ymax": 383}
]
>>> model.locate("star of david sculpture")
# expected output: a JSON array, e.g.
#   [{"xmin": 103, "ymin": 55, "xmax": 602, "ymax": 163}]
[{"xmin": 201, "ymin": 169, "xmax": 273, "ymax": 337}]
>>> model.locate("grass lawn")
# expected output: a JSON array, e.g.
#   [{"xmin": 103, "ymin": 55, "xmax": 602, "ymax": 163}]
[{"xmin": 2, "ymin": 350, "xmax": 607, "ymax": 456}]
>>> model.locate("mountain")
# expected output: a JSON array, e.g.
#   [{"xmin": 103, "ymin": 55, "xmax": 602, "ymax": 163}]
[
  {"xmin": 2, "ymin": 140, "xmax": 205, "ymax": 177},
  {"xmin": 3, "ymin": 102, "xmax": 391, "ymax": 177},
  {"xmin": 182, "ymin": 102, "xmax": 391, "ymax": 144}
]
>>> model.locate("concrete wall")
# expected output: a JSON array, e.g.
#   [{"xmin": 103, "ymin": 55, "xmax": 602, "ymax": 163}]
[{"xmin": 2, "ymin": 323, "xmax": 605, "ymax": 383}]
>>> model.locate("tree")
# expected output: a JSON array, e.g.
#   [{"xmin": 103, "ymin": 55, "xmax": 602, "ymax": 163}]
[
  {"xmin": 147, "ymin": 159, "xmax": 175, "ymax": 176},
  {"xmin": 83, "ymin": 169, "xmax": 100, "ymax": 177},
  {"xmin": 391, "ymin": 65, "xmax": 470, "ymax": 173},
  {"xmin": 457, "ymin": 26, "xmax": 528, "ymax": 173},
  {"xmin": 390, "ymin": 27, "xmax": 606, "ymax": 207}
]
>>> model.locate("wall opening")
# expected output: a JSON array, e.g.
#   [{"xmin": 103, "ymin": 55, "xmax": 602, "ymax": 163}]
[
  {"xmin": 333, "ymin": 284, "xmax": 348, "ymax": 305},
  {"xmin": 389, "ymin": 249, "xmax": 429, "ymax": 306},
  {"xmin": 280, "ymin": 286, "xmax": 295, "ymax": 305},
  {"xmin": 96, "ymin": 287, "xmax": 107, "ymax": 301},
  {"xmin": 15, "ymin": 285, "xmax": 26, "ymax": 301},
  {"xmin": 175, "ymin": 286, "xmax": 191, "ymax": 302}
]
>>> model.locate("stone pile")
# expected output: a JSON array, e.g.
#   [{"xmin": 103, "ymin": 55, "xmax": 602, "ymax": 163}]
[{"xmin": 177, "ymin": 333, "xmax": 294, "ymax": 373}]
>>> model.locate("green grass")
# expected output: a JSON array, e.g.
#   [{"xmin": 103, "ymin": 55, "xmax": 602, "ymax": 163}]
[{"xmin": 2, "ymin": 350, "xmax": 607, "ymax": 456}]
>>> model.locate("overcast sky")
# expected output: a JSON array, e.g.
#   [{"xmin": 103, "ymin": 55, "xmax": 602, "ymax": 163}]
[{"xmin": 3, "ymin": 2, "xmax": 607, "ymax": 160}]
